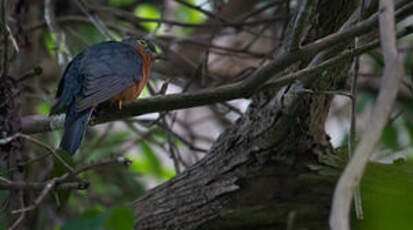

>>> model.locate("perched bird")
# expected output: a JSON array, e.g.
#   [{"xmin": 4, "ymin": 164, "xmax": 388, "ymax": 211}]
[{"xmin": 50, "ymin": 37, "xmax": 156, "ymax": 155}]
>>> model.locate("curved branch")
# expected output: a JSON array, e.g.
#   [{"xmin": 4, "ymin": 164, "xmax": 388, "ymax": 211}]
[{"xmin": 330, "ymin": 1, "xmax": 405, "ymax": 229}]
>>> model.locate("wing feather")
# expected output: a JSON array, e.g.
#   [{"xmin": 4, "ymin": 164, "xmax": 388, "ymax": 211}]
[{"xmin": 74, "ymin": 42, "xmax": 143, "ymax": 112}]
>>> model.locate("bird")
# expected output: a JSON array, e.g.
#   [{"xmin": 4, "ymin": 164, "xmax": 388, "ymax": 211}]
[{"xmin": 49, "ymin": 37, "xmax": 156, "ymax": 156}]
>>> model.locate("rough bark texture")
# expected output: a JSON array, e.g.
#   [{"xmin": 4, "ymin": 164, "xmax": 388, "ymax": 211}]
[
  {"xmin": 1, "ymin": 75, "xmax": 25, "ymax": 229},
  {"xmin": 2, "ymin": 1, "xmax": 43, "ymax": 229},
  {"xmin": 133, "ymin": 1, "xmax": 358, "ymax": 229}
]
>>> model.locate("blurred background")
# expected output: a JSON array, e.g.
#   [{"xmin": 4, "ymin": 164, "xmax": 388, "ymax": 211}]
[{"xmin": 0, "ymin": 0, "xmax": 413, "ymax": 229}]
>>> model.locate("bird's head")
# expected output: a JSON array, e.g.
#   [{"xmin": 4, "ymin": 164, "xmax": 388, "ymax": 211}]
[{"xmin": 122, "ymin": 37, "xmax": 157, "ymax": 57}]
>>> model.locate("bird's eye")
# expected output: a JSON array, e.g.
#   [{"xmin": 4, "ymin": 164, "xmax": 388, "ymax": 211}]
[{"xmin": 137, "ymin": 39, "xmax": 147, "ymax": 47}]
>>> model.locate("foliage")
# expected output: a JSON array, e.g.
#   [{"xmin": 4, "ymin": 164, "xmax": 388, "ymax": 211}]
[
  {"xmin": 355, "ymin": 161, "xmax": 413, "ymax": 230},
  {"xmin": 61, "ymin": 205, "xmax": 134, "ymax": 230}
]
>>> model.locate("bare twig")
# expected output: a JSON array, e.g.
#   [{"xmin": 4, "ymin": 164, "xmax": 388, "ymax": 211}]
[
  {"xmin": 67, "ymin": 156, "xmax": 131, "ymax": 179},
  {"xmin": 239, "ymin": 0, "xmax": 283, "ymax": 21},
  {"xmin": 44, "ymin": 0, "xmax": 71, "ymax": 66},
  {"xmin": 158, "ymin": 35, "xmax": 269, "ymax": 58},
  {"xmin": 264, "ymin": 26, "xmax": 411, "ymax": 89},
  {"xmin": 1, "ymin": 0, "xmax": 9, "ymax": 78},
  {"xmin": 0, "ymin": 156, "xmax": 130, "ymax": 192},
  {"xmin": 173, "ymin": 0, "xmax": 227, "ymax": 23},
  {"xmin": 0, "ymin": 180, "xmax": 88, "ymax": 190},
  {"xmin": 93, "ymin": 5, "xmax": 284, "ymax": 29},
  {"xmin": 348, "ymin": 0, "xmax": 367, "ymax": 220},
  {"xmin": 162, "ymin": 115, "xmax": 182, "ymax": 173},
  {"xmin": 74, "ymin": 0, "xmax": 115, "ymax": 40},
  {"xmin": 289, "ymin": 0, "xmax": 314, "ymax": 51},
  {"xmin": 8, "ymin": 192, "xmax": 25, "ymax": 230},
  {"xmin": 138, "ymin": 118, "xmax": 208, "ymax": 153},
  {"xmin": 11, "ymin": 179, "xmax": 57, "ymax": 214},
  {"xmin": 26, "ymin": 15, "xmax": 137, "ymax": 35},
  {"xmin": 18, "ymin": 66, "xmax": 43, "ymax": 82},
  {"xmin": 330, "ymin": 1, "xmax": 404, "ymax": 229},
  {"xmin": 0, "ymin": 133, "xmax": 75, "ymax": 173},
  {"xmin": 5, "ymin": 25, "xmax": 18, "ymax": 53}
]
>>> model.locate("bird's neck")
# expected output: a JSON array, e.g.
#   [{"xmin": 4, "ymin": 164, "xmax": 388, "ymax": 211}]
[{"xmin": 136, "ymin": 48, "xmax": 152, "ymax": 79}]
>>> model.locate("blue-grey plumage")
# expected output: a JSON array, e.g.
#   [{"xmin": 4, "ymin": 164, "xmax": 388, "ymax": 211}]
[{"xmin": 50, "ymin": 38, "xmax": 155, "ymax": 155}]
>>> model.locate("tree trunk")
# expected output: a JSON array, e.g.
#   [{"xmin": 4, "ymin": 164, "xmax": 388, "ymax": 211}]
[{"xmin": 132, "ymin": 0, "xmax": 359, "ymax": 229}]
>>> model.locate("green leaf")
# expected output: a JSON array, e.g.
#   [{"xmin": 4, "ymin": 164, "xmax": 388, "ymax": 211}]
[
  {"xmin": 104, "ymin": 206, "xmax": 134, "ymax": 230},
  {"xmin": 140, "ymin": 141, "xmax": 161, "ymax": 175},
  {"xmin": 128, "ymin": 141, "xmax": 175, "ymax": 180},
  {"xmin": 356, "ymin": 92, "xmax": 375, "ymax": 114},
  {"xmin": 406, "ymin": 120, "xmax": 413, "ymax": 141},
  {"xmin": 380, "ymin": 122, "xmax": 399, "ymax": 150},
  {"xmin": 43, "ymin": 30, "xmax": 57, "ymax": 57},
  {"xmin": 403, "ymin": 37, "xmax": 413, "ymax": 75},
  {"xmin": 61, "ymin": 206, "xmax": 134, "ymax": 230},
  {"xmin": 50, "ymin": 149, "xmax": 75, "ymax": 177},
  {"xmin": 61, "ymin": 209, "xmax": 106, "ymax": 230},
  {"xmin": 367, "ymin": 50, "xmax": 384, "ymax": 74},
  {"xmin": 175, "ymin": 0, "xmax": 206, "ymax": 34},
  {"xmin": 355, "ymin": 161, "xmax": 413, "ymax": 230},
  {"xmin": 134, "ymin": 4, "xmax": 160, "ymax": 31},
  {"xmin": 400, "ymin": 100, "xmax": 413, "ymax": 120},
  {"xmin": 177, "ymin": 0, "xmax": 206, "ymax": 24},
  {"xmin": 84, "ymin": 131, "xmax": 130, "ymax": 161},
  {"xmin": 36, "ymin": 102, "xmax": 51, "ymax": 115}
]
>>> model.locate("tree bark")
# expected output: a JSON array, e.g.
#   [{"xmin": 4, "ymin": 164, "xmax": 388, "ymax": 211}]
[{"xmin": 132, "ymin": 0, "xmax": 360, "ymax": 229}]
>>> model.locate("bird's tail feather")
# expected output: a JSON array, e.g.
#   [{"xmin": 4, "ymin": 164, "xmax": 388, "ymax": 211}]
[{"xmin": 60, "ymin": 104, "xmax": 93, "ymax": 155}]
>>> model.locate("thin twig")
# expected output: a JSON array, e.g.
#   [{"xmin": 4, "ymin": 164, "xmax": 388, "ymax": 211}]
[
  {"xmin": 297, "ymin": 89, "xmax": 353, "ymax": 99},
  {"xmin": 25, "ymin": 15, "xmax": 136, "ymax": 35},
  {"xmin": 5, "ymin": 25, "xmax": 18, "ymax": 53},
  {"xmin": 11, "ymin": 179, "xmax": 57, "ymax": 214},
  {"xmin": 239, "ymin": 0, "xmax": 282, "ymax": 21},
  {"xmin": 330, "ymin": 1, "xmax": 404, "ymax": 229},
  {"xmin": 44, "ymin": 0, "xmax": 71, "ymax": 66},
  {"xmin": 0, "ymin": 180, "xmax": 88, "ymax": 191},
  {"xmin": 264, "ymin": 26, "xmax": 411, "ymax": 89},
  {"xmin": 162, "ymin": 115, "xmax": 182, "ymax": 173},
  {"xmin": 159, "ymin": 35, "xmax": 269, "ymax": 58},
  {"xmin": 289, "ymin": 0, "xmax": 314, "ymax": 51},
  {"xmin": 173, "ymin": 0, "xmax": 227, "ymax": 23},
  {"xmin": 348, "ymin": 0, "xmax": 367, "ymax": 220},
  {"xmin": 74, "ymin": 0, "xmax": 115, "ymax": 40},
  {"xmin": 18, "ymin": 66, "xmax": 42, "ymax": 82},
  {"xmin": 94, "ymin": 5, "xmax": 285, "ymax": 29},
  {"xmin": 138, "ymin": 118, "xmax": 208, "ymax": 153},
  {"xmin": 8, "ymin": 192, "xmax": 25, "ymax": 230},
  {"xmin": 67, "ymin": 156, "xmax": 131, "ymax": 179},
  {"xmin": 0, "ymin": 156, "xmax": 130, "ymax": 192},
  {"xmin": 0, "ymin": 133, "xmax": 75, "ymax": 173},
  {"xmin": 1, "ymin": 0, "xmax": 9, "ymax": 78}
]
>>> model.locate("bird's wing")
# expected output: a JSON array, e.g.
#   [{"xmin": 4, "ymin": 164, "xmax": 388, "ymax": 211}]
[{"xmin": 75, "ymin": 42, "xmax": 143, "ymax": 112}]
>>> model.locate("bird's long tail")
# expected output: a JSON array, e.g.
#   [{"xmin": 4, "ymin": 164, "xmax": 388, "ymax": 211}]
[{"xmin": 60, "ymin": 103, "xmax": 93, "ymax": 155}]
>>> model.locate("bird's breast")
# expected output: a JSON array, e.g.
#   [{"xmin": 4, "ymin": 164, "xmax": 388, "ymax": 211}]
[{"xmin": 110, "ymin": 48, "xmax": 151, "ymax": 103}]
